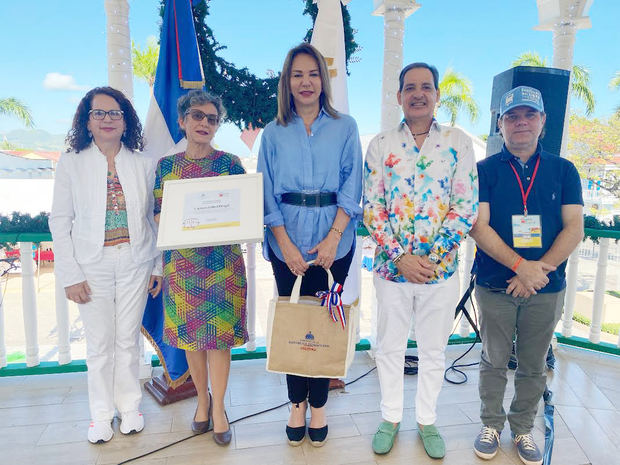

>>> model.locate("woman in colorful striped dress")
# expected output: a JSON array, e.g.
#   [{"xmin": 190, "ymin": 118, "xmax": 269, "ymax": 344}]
[{"xmin": 153, "ymin": 90, "xmax": 247, "ymax": 446}]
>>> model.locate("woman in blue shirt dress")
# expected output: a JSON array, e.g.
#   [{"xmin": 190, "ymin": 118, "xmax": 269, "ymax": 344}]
[{"xmin": 257, "ymin": 43, "xmax": 362, "ymax": 447}]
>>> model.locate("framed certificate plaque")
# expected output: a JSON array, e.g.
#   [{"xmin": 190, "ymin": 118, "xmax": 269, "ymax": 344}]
[{"xmin": 157, "ymin": 173, "xmax": 264, "ymax": 250}]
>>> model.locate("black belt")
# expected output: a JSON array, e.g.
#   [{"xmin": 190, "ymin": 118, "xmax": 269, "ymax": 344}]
[{"xmin": 281, "ymin": 192, "xmax": 337, "ymax": 207}]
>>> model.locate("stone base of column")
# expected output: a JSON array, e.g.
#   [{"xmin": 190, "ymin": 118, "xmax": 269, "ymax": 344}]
[
  {"xmin": 144, "ymin": 374, "xmax": 197, "ymax": 405},
  {"xmin": 329, "ymin": 378, "xmax": 345, "ymax": 390}
]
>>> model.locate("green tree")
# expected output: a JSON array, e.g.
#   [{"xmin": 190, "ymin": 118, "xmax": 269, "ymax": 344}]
[
  {"xmin": 132, "ymin": 37, "xmax": 159, "ymax": 88},
  {"xmin": 438, "ymin": 69, "xmax": 479, "ymax": 126},
  {"xmin": 512, "ymin": 52, "xmax": 595, "ymax": 116},
  {"xmin": 0, "ymin": 97, "xmax": 34, "ymax": 128},
  {"xmin": 610, "ymin": 71, "xmax": 620, "ymax": 117},
  {"xmin": 568, "ymin": 114, "xmax": 620, "ymax": 197}
]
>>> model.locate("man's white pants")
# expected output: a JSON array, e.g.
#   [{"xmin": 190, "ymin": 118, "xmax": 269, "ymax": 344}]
[
  {"xmin": 78, "ymin": 243, "xmax": 151, "ymax": 422},
  {"xmin": 374, "ymin": 272, "xmax": 459, "ymax": 425}
]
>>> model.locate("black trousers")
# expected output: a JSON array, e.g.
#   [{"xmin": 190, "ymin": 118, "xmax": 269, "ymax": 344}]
[{"xmin": 268, "ymin": 244, "xmax": 354, "ymax": 407}]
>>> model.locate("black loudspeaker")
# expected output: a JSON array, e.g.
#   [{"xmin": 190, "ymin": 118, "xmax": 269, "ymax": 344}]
[{"xmin": 486, "ymin": 66, "xmax": 570, "ymax": 157}]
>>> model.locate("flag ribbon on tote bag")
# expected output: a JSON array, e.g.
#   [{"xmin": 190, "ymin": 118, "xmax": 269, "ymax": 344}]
[{"xmin": 316, "ymin": 282, "xmax": 346, "ymax": 330}]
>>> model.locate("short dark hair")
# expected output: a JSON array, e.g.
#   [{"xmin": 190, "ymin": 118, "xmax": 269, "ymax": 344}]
[
  {"xmin": 177, "ymin": 89, "xmax": 226, "ymax": 121},
  {"xmin": 66, "ymin": 86, "xmax": 144, "ymax": 153},
  {"xmin": 398, "ymin": 62, "xmax": 440, "ymax": 91}
]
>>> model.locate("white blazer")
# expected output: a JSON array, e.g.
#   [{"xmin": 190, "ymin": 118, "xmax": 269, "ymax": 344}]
[{"xmin": 50, "ymin": 144, "xmax": 161, "ymax": 288}]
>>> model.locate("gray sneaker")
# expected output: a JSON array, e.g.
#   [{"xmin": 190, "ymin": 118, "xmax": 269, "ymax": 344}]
[
  {"xmin": 512, "ymin": 432, "xmax": 542, "ymax": 465},
  {"xmin": 474, "ymin": 426, "xmax": 500, "ymax": 460}
]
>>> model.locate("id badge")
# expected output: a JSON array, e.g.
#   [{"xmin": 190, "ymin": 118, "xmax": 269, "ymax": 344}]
[{"xmin": 512, "ymin": 215, "xmax": 542, "ymax": 248}]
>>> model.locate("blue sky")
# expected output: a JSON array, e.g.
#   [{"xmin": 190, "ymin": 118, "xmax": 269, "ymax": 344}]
[{"xmin": 1, "ymin": 0, "xmax": 619, "ymax": 156}]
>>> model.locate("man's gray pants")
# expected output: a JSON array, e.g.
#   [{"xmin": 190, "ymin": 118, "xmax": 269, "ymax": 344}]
[{"xmin": 475, "ymin": 285, "xmax": 565, "ymax": 435}]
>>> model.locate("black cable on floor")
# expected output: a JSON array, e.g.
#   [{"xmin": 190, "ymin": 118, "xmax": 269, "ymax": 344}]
[
  {"xmin": 402, "ymin": 276, "xmax": 482, "ymax": 384},
  {"xmin": 117, "ymin": 366, "xmax": 377, "ymax": 464},
  {"xmin": 119, "ymin": 277, "xmax": 482, "ymax": 463},
  {"xmin": 443, "ymin": 276, "xmax": 481, "ymax": 385}
]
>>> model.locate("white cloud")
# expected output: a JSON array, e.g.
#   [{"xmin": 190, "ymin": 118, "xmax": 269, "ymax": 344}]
[{"xmin": 43, "ymin": 72, "xmax": 88, "ymax": 91}]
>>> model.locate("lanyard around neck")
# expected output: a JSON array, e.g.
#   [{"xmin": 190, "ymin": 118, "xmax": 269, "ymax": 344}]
[{"xmin": 508, "ymin": 156, "xmax": 540, "ymax": 216}]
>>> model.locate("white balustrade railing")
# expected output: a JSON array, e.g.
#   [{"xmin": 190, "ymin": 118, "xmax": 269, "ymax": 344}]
[
  {"xmin": 245, "ymin": 243, "xmax": 257, "ymax": 352},
  {"xmin": 458, "ymin": 237, "xmax": 476, "ymax": 337},
  {"xmin": 0, "ymin": 240, "xmax": 261, "ymax": 370},
  {"xmin": 0, "ymin": 283, "xmax": 6, "ymax": 368},
  {"xmin": 3, "ymin": 233, "xmax": 619, "ymax": 373},
  {"xmin": 20, "ymin": 242, "xmax": 40, "ymax": 367},
  {"xmin": 589, "ymin": 238, "xmax": 609, "ymax": 344},
  {"xmin": 562, "ymin": 236, "xmax": 620, "ymax": 348}
]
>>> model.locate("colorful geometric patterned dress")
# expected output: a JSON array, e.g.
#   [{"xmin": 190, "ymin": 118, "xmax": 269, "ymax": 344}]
[{"xmin": 153, "ymin": 151, "xmax": 248, "ymax": 351}]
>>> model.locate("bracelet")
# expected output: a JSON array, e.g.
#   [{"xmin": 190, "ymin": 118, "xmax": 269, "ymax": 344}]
[
  {"xmin": 392, "ymin": 252, "xmax": 404, "ymax": 264},
  {"xmin": 330, "ymin": 227, "xmax": 343, "ymax": 237},
  {"xmin": 511, "ymin": 256, "xmax": 523, "ymax": 272}
]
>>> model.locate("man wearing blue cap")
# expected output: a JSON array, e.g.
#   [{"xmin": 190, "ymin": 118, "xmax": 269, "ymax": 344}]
[{"xmin": 469, "ymin": 86, "xmax": 583, "ymax": 465}]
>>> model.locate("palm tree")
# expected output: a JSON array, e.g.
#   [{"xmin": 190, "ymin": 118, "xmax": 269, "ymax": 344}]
[
  {"xmin": 610, "ymin": 71, "xmax": 620, "ymax": 117},
  {"xmin": 132, "ymin": 37, "xmax": 159, "ymax": 88},
  {"xmin": 0, "ymin": 97, "xmax": 34, "ymax": 128},
  {"xmin": 512, "ymin": 52, "xmax": 595, "ymax": 116},
  {"xmin": 438, "ymin": 69, "xmax": 479, "ymax": 126}
]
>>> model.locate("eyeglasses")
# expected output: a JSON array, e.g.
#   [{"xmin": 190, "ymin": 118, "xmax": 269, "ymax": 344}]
[
  {"xmin": 89, "ymin": 109, "xmax": 124, "ymax": 120},
  {"xmin": 185, "ymin": 109, "xmax": 220, "ymax": 126}
]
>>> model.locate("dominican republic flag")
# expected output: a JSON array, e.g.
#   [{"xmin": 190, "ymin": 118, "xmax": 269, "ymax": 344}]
[
  {"xmin": 310, "ymin": 0, "xmax": 360, "ymax": 307},
  {"xmin": 141, "ymin": 0, "xmax": 205, "ymax": 388},
  {"xmin": 142, "ymin": 0, "xmax": 205, "ymax": 161}
]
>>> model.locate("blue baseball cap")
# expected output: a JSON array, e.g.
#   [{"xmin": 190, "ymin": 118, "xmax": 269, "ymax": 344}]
[{"xmin": 499, "ymin": 85, "xmax": 544, "ymax": 117}]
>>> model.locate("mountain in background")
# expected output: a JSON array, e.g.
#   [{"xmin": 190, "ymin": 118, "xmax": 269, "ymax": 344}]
[{"xmin": 1, "ymin": 129, "xmax": 66, "ymax": 151}]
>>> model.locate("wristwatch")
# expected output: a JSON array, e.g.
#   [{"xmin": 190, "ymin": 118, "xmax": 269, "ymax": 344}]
[{"xmin": 428, "ymin": 253, "xmax": 441, "ymax": 265}]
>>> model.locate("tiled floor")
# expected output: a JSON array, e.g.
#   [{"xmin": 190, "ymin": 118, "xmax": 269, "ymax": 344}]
[{"xmin": 1, "ymin": 344, "xmax": 619, "ymax": 465}]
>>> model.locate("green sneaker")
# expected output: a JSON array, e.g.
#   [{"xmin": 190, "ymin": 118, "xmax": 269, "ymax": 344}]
[
  {"xmin": 372, "ymin": 421, "xmax": 400, "ymax": 455},
  {"xmin": 418, "ymin": 424, "xmax": 445, "ymax": 459}
]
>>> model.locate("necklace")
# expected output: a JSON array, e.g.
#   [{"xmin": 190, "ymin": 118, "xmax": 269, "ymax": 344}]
[{"xmin": 412, "ymin": 129, "xmax": 429, "ymax": 138}]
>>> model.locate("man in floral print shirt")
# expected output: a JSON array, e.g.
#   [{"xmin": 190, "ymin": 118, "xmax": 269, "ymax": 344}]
[{"xmin": 363, "ymin": 62, "xmax": 478, "ymax": 459}]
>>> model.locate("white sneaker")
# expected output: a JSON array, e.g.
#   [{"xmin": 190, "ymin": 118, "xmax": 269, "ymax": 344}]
[
  {"xmin": 88, "ymin": 421, "xmax": 114, "ymax": 444},
  {"xmin": 120, "ymin": 411, "xmax": 144, "ymax": 435}
]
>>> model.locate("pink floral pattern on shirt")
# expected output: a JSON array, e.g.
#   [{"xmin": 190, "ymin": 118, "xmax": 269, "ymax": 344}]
[{"xmin": 363, "ymin": 121, "xmax": 478, "ymax": 283}]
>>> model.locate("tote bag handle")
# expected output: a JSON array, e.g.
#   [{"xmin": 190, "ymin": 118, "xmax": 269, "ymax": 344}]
[{"xmin": 289, "ymin": 260, "xmax": 335, "ymax": 304}]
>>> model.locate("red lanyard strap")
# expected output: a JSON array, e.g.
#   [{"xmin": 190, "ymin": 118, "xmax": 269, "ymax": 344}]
[{"xmin": 508, "ymin": 156, "xmax": 540, "ymax": 216}]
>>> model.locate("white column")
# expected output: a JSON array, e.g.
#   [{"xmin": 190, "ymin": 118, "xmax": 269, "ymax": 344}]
[
  {"xmin": 20, "ymin": 242, "xmax": 40, "ymax": 367},
  {"xmin": 353, "ymin": 239, "xmax": 363, "ymax": 343},
  {"xmin": 139, "ymin": 335, "xmax": 152, "ymax": 379},
  {"xmin": 0, "ymin": 287, "xmax": 6, "ymax": 368},
  {"xmin": 562, "ymin": 247, "xmax": 580, "ymax": 337},
  {"xmin": 459, "ymin": 237, "xmax": 476, "ymax": 337},
  {"xmin": 54, "ymin": 278, "xmax": 72, "ymax": 365},
  {"xmin": 589, "ymin": 238, "xmax": 608, "ymax": 344},
  {"xmin": 535, "ymin": 0, "xmax": 593, "ymax": 157},
  {"xmin": 372, "ymin": 0, "xmax": 420, "ymax": 132},
  {"xmin": 104, "ymin": 0, "xmax": 133, "ymax": 100},
  {"xmin": 369, "ymin": 275, "xmax": 378, "ymax": 358},
  {"xmin": 552, "ymin": 21, "xmax": 577, "ymax": 157},
  {"xmin": 246, "ymin": 243, "xmax": 257, "ymax": 351}
]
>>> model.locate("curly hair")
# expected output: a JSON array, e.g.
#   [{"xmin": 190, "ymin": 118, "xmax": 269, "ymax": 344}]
[
  {"xmin": 176, "ymin": 90, "xmax": 226, "ymax": 137},
  {"xmin": 65, "ymin": 86, "xmax": 144, "ymax": 153}
]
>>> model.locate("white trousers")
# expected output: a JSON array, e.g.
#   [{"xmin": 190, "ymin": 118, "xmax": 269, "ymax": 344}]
[
  {"xmin": 78, "ymin": 243, "xmax": 150, "ymax": 421},
  {"xmin": 374, "ymin": 272, "xmax": 459, "ymax": 425}
]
